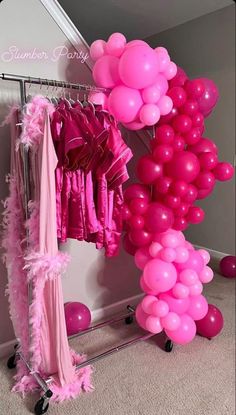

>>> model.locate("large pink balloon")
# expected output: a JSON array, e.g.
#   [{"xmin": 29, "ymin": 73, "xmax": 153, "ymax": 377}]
[
  {"xmin": 197, "ymin": 78, "xmax": 219, "ymax": 116},
  {"xmin": 143, "ymin": 259, "xmax": 177, "ymax": 292},
  {"xmin": 93, "ymin": 55, "xmax": 120, "ymax": 88},
  {"xmin": 64, "ymin": 302, "xmax": 91, "ymax": 335},
  {"xmin": 136, "ymin": 156, "xmax": 163, "ymax": 184},
  {"xmin": 165, "ymin": 314, "xmax": 196, "ymax": 345},
  {"xmin": 166, "ymin": 151, "xmax": 200, "ymax": 183},
  {"xmin": 159, "ymin": 293, "xmax": 190, "ymax": 314},
  {"xmin": 187, "ymin": 295, "xmax": 208, "ymax": 320},
  {"xmin": 124, "ymin": 183, "xmax": 151, "ymax": 203},
  {"xmin": 119, "ymin": 45, "xmax": 159, "ymax": 89},
  {"xmin": 144, "ymin": 202, "xmax": 174, "ymax": 233},
  {"xmin": 108, "ymin": 86, "xmax": 143, "ymax": 123}
]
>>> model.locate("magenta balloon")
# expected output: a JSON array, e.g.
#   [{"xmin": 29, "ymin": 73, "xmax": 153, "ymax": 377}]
[
  {"xmin": 122, "ymin": 204, "xmax": 131, "ymax": 221},
  {"xmin": 184, "ymin": 128, "xmax": 201, "ymax": 145},
  {"xmin": 166, "ymin": 151, "xmax": 200, "ymax": 183},
  {"xmin": 197, "ymin": 186, "xmax": 214, "ymax": 200},
  {"xmin": 191, "ymin": 112, "xmax": 204, "ymax": 128},
  {"xmin": 172, "ymin": 135, "xmax": 185, "ymax": 152},
  {"xmin": 159, "ymin": 293, "xmax": 190, "ymax": 314},
  {"xmin": 173, "ymin": 217, "xmax": 188, "ymax": 231},
  {"xmin": 154, "ymin": 177, "xmax": 172, "ymax": 194},
  {"xmin": 182, "ymin": 184, "xmax": 198, "ymax": 203},
  {"xmin": 197, "ymin": 78, "xmax": 219, "ymax": 116},
  {"xmin": 164, "ymin": 194, "xmax": 181, "ymax": 209},
  {"xmin": 129, "ymin": 229, "xmax": 152, "ymax": 247},
  {"xmin": 198, "ymin": 152, "xmax": 218, "ymax": 171},
  {"xmin": 181, "ymin": 100, "xmax": 199, "ymax": 116},
  {"xmin": 167, "ymin": 87, "xmax": 187, "ymax": 108},
  {"xmin": 124, "ymin": 183, "xmax": 151, "ymax": 203},
  {"xmin": 169, "ymin": 66, "xmax": 188, "ymax": 88},
  {"xmin": 219, "ymin": 256, "xmax": 236, "ymax": 278},
  {"xmin": 178, "ymin": 250, "xmax": 204, "ymax": 273},
  {"xmin": 136, "ymin": 155, "xmax": 163, "ymax": 184},
  {"xmin": 119, "ymin": 45, "xmax": 159, "ymax": 89},
  {"xmin": 166, "ymin": 314, "xmax": 196, "ymax": 345},
  {"xmin": 108, "ymin": 85, "xmax": 143, "ymax": 123},
  {"xmin": 135, "ymin": 246, "xmax": 151, "ymax": 270},
  {"xmin": 143, "ymin": 259, "xmax": 177, "ymax": 292},
  {"xmin": 153, "ymin": 144, "xmax": 174, "ymax": 163},
  {"xmin": 196, "ymin": 304, "xmax": 223, "ymax": 338},
  {"xmin": 159, "ymin": 107, "xmax": 179, "ymax": 125},
  {"xmin": 172, "ymin": 114, "xmax": 192, "ymax": 134},
  {"xmin": 186, "ymin": 206, "xmax": 205, "ymax": 224},
  {"xmin": 189, "ymin": 137, "xmax": 218, "ymax": 155},
  {"xmin": 187, "ymin": 295, "xmax": 208, "ymax": 321},
  {"xmin": 144, "ymin": 202, "xmax": 174, "ymax": 233},
  {"xmin": 93, "ymin": 55, "xmax": 120, "ymax": 88},
  {"xmin": 64, "ymin": 302, "xmax": 91, "ymax": 335},
  {"xmin": 129, "ymin": 198, "xmax": 149, "ymax": 215},
  {"xmin": 185, "ymin": 79, "xmax": 205, "ymax": 99},
  {"xmin": 128, "ymin": 215, "xmax": 145, "ymax": 230},
  {"xmin": 170, "ymin": 180, "xmax": 188, "ymax": 197},
  {"xmin": 155, "ymin": 124, "xmax": 175, "ymax": 144},
  {"xmin": 213, "ymin": 162, "xmax": 234, "ymax": 181},
  {"xmin": 123, "ymin": 233, "xmax": 137, "ymax": 256},
  {"xmin": 175, "ymin": 202, "xmax": 190, "ymax": 217},
  {"xmin": 195, "ymin": 172, "xmax": 216, "ymax": 190}
]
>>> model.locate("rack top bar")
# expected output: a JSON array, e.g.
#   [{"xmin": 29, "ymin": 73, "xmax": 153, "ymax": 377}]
[{"xmin": 0, "ymin": 72, "xmax": 109, "ymax": 93}]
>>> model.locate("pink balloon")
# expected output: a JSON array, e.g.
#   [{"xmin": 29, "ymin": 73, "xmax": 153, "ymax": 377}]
[
  {"xmin": 135, "ymin": 303, "xmax": 149, "ymax": 330},
  {"xmin": 170, "ymin": 180, "xmax": 188, "ymax": 197},
  {"xmin": 165, "ymin": 314, "xmax": 196, "ymax": 345},
  {"xmin": 129, "ymin": 229, "xmax": 152, "ymax": 247},
  {"xmin": 213, "ymin": 162, "xmax": 234, "ymax": 181},
  {"xmin": 135, "ymin": 246, "xmax": 151, "ymax": 270},
  {"xmin": 172, "ymin": 135, "xmax": 185, "ymax": 152},
  {"xmin": 142, "ymin": 84, "xmax": 161, "ymax": 104},
  {"xmin": 129, "ymin": 198, "xmax": 149, "ymax": 215},
  {"xmin": 197, "ymin": 186, "xmax": 214, "ymax": 200},
  {"xmin": 175, "ymin": 247, "xmax": 189, "ymax": 263},
  {"xmin": 149, "ymin": 242, "xmax": 162, "ymax": 257},
  {"xmin": 172, "ymin": 282, "xmax": 190, "ymax": 299},
  {"xmin": 123, "ymin": 233, "xmax": 137, "ymax": 256},
  {"xmin": 122, "ymin": 204, "xmax": 131, "ymax": 221},
  {"xmin": 184, "ymin": 128, "xmax": 201, "ymax": 145},
  {"xmin": 173, "ymin": 217, "xmax": 188, "ymax": 231},
  {"xmin": 155, "ymin": 124, "xmax": 175, "ymax": 144},
  {"xmin": 140, "ymin": 275, "xmax": 159, "ymax": 295},
  {"xmin": 160, "ymin": 247, "xmax": 177, "ymax": 262},
  {"xmin": 125, "ymin": 40, "xmax": 148, "ymax": 49},
  {"xmin": 158, "ymin": 96, "xmax": 173, "ymax": 116},
  {"xmin": 185, "ymin": 79, "xmax": 205, "ymax": 99},
  {"xmin": 106, "ymin": 32, "xmax": 126, "ymax": 57},
  {"xmin": 159, "ymin": 106, "xmax": 179, "ymax": 125},
  {"xmin": 199, "ymin": 152, "xmax": 218, "ymax": 171},
  {"xmin": 189, "ymin": 137, "xmax": 218, "ymax": 155},
  {"xmin": 172, "ymin": 114, "xmax": 192, "ymax": 133},
  {"xmin": 191, "ymin": 112, "xmax": 204, "ymax": 128},
  {"xmin": 197, "ymin": 78, "xmax": 219, "ymax": 116},
  {"xmin": 179, "ymin": 269, "xmax": 199, "ymax": 286},
  {"xmin": 144, "ymin": 202, "xmax": 174, "ymax": 233},
  {"xmin": 164, "ymin": 61, "xmax": 177, "ymax": 80},
  {"xmin": 164, "ymin": 194, "xmax": 181, "ymax": 209},
  {"xmin": 154, "ymin": 177, "xmax": 172, "ymax": 194},
  {"xmin": 159, "ymin": 293, "xmax": 190, "ymax": 314},
  {"xmin": 196, "ymin": 304, "xmax": 223, "ymax": 338},
  {"xmin": 122, "ymin": 120, "xmax": 145, "ymax": 130},
  {"xmin": 181, "ymin": 100, "xmax": 199, "ymax": 116},
  {"xmin": 161, "ymin": 231, "xmax": 182, "ymax": 248},
  {"xmin": 139, "ymin": 104, "xmax": 160, "ymax": 126},
  {"xmin": 119, "ymin": 45, "xmax": 159, "ymax": 89},
  {"xmin": 152, "ymin": 300, "xmax": 169, "ymax": 317},
  {"xmin": 93, "ymin": 55, "xmax": 120, "ymax": 88},
  {"xmin": 124, "ymin": 183, "xmax": 151, "ymax": 203},
  {"xmin": 189, "ymin": 281, "xmax": 203, "ymax": 296},
  {"xmin": 146, "ymin": 315, "xmax": 163, "ymax": 334},
  {"xmin": 128, "ymin": 215, "xmax": 145, "ymax": 229},
  {"xmin": 153, "ymin": 144, "xmax": 174, "ymax": 163},
  {"xmin": 182, "ymin": 184, "xmax": 198, "ymax": 203},
  {"xmin": 178, "ymin": 250, "xmax": 204, "ymax": 273},
  {"xmin": 161, "ymin": 312, "xmax": 181, "ymax": 331},
  {"xmin": 136, "ymin": 156, "xmax": 163, "ymax": 184},
  {"xmin": 186, "ymin": 206, "xmax": 205, "ymax": 224},
  {"xmin": 169, "ymin": 66, "xmax": 188, "ymax": 88},
  {"xmin": 187, "ymin": 295, "xmax": 208, "ymax": 320},
  {"xmin": 108, "ymin": 85, "xmax": 143, "ymax": 123},
  {"xmin": 141, "ymin": 295, "xmax": 158, "ymax": 314},
  {"xmin": 199, "ymin": 266, "xmax": 214, "ymax": 283},
  {"xmin": 154, "ymin": 74, "xmax": 169, "ymax": 95},
  {"xmin": 167, "ymin": 87, "xmax": 187, "ymax": 108},
  {"xmin": 90, "ymin": 39, "xmax": 106, "ymax": 61},
  {"xmin": 166, "ymin": 152, "xmax": 200, "ymax": 183},
  {"xmin": 64, "ymin": 302, "xmax": 91, "ymax": 335},
  {"xmin": 195, "ymin": 172, "xmax": 216, "ymax": 189},
  {"xmin": 143, "ymin": 259, "xmax": 177, "ymax": 292},
  {"xmin": 198, "ymin": 249, "xmax": 210, "ymax": 265},
  {"xmin": 175, "ymin": 202, "xmax": 190, "ymax": 217},
  {"xmin": 155, "ymin": 47, "xmax": 170, "ymax": 72}
]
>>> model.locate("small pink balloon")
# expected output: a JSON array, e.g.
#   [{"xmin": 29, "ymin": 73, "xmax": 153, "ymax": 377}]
[
  {"xmin": 178, "ymin": 250, "xmax": 204, "ymax": 273},
  {"xmin": 198, "ymin": 249, "xmax": 210, "ymax": 265},
  {"xmin": 160, "ymin": 247, "xmax": 177, "ymax": 263},
  {"xmin": 149, "ymin": 242, "xmax": 162, "ymax": 258},
  {"xmin": 197, "ymin": 186, "xmax": 214, "ymax": 200},
  {"xmin": 189, "ymin": 281, "xmax": 203, "ymax": 296},
  {"xmin": 155, "ymin": 74, "xmax": 169, "ymax": 95},
  {"xmin": 152, "ymin": 300, "xmax": 169, "ymax": 317},
  {"xmin": 187, "ymin": 295, "xmax": 208, "ymax": 320},
  {"xmin": 173, "ymin": 217, "xmax": 188, "ymax": 231},
  {"xmin": 140, "ymin": 275, "xmax": 159, "ymax": 295},
  {"xmin": 172, "ymin": 114, "xmax": 192, "ymax": 133},
  {"xmin": 185, "ymin": 78, "xmax": 205, "ymax": 98},
  {"xmin": 155, "ymin": 124, "xmax": 175, "ymax": 144},
  {"xmin": 143, "ymin": 259, "xmax": 177, "ymax": 292},
  {"xmin": 199, "ymin": 152, "xmax": 218, "ymax": 171},
  {"xmin": 196, "ymin": 304, "xmax": 224, "ymax": 338},
  {"xmin": 182, "ymin": 184, "xmax": 198, "ymax": 203},
  {"xmin": 129, "ymin": 198, "xmax": 149, "ymax": 215},
  {"xmin": 186, "ymin": 206, "xmax": 205, "ymax": 224},
  {"xmin": 88, "ymin": 91, "xmax": 108, "ymax": 109},
  {"xmin": 141, "ymin": 295, "xmax": 158, "ymax": 314},
  {"xmin": 155, "ymin": 47, "xmax": 170, "ymax": 72},
  {"xmin": 167, "ymin": 87, "xmax": 187, "ymax": 108},
  {"xmin": 136, "ymin": 156, "xmax": 163, "ymax": 184},
  {"xmin": 129, "ymin": 229, "xmax": 152, "ymax": 247},
  {"xmin": 175, "ymin": 247, "xmax": 189, "ymax": 263},
  {"xmin": 160, "ymin": 293, "xmax": 190, "ymax": 315},
  {"xmin": 219, "ymin": 255, "xmax": 236, "ymax": 279},
  {"xmin": 184, "ymin": 128, "xmax": 201, "ymax": 145},
  {"xmin": 158, "ymin": 95, "xmax": 173, "ymax": 116},
  {"xmin": 153, "ymin": 144, "xmax": 174, "ymax": 163},
  {"xmin": 189, "ymin": 137, "xmax": 218, "ymax": 155},
  {"xmin": 124, "ymin": 183, "xmax": 151, "ymax": 203},
  {"xmin": 169, "ymin": 66, "xmax": 188, "ymax": 88},
  {"xmin": 175, "ymin": 202, "xmax": 190, "ymax": 217},
  {"xmin": 197, "ymin": 78, "xmax": 219, "ymax": 116},
  {"xmin": 195, "ymin": 172, "xmax": 216, "ymax": 189},
  {"xmin": 146, "ymin": 315, "xmax": 163, "ymax": 334},
  {"xmin": 154, "ymin": 177, "xmax": 172, "ymax": 194},
  {"xmin": 135, "ymin": 303, "xmax": 149, "ymax": 330},
  {"xmin": 106, "ymin": 32, "xmax": 126, "ymax": 57},
  {"xmin": 142, "ymin": 84, "xmax": 161, "ymax": 104},
  {"xmin": 128, "ymin": 214, "xmax": 145, "ymax": 229},
  {"xmin": 166, "ymin": 314, "xmax": 196, "ymax": 344},
  {"xmin": 199, "ymin": 266, "xmax": 214, "ymax": 283},
  {"xmin": 164, "ymin": 194, "xmax": 181, "ymax": 209},
  {"xmin": 90, "ymin": 39, "xmax": 106, "ymax": 61},
  {"xmin": 172, "ymin": 135, "xmax": 185, "ymax": 152},
  {"xmin": 125, "ymin": 40, "xmax": 148, "ymax": 49},
  {"xmin": 93, "ymin": 55, "xmax": 120, "ymax": 88},
  {"xmin": 213, "ymin": 162, "xmax": 234, "ymax": 181},
  {"xmin": 139, "ymin": 104, "xmax": 160, "ymax": 126},
  {"xmin": 164, "ymin": 61, "xmax": 177, "ymax": 80},
  {"xmin": 122, "ymin": 120, "xmax": 145, "ymax": 130},
  {"xmin": 135, "ymin": 246, "xmax": 151, "ymax": 270},
  {"xmin": 179, "ymin": 269, "xmax": 199, "ymax": 286},
  {"xmin": 172, "ymin": 282, "xmax": 190, "ymax": 299},
  {"xmin": 161, "ymin": 312, "xmax": 181, "ymax": 331},
  {"xmin": 181, "ymin": 99, "xmax": 199, "ymax": 116},
  {"xmin": 170, "ymin": 180, "xmax": 188, "ymax": 197},
  {"xmin": 108, "ymin": 85, "xmax": 143, "ymax": 123},
  {"xmin": 161, "ymin": 232, "xmax": 181, "ymax": 248},
  {"xmin": 166, "ymin": 152, "xmax": 200, "ymax": 183},
  {"xmin": 64, "ymin": 302, "xmax": 91, "ymax": 335},
  {"xmin": 185, "ymin": 241, "xmax": 194, "ymax": 250}
]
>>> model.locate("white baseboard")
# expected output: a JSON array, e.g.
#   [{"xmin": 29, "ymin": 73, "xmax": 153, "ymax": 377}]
[
  {"xmin": 0, "ymin": 339, "xmax": 16, "ymax": 359},
  {"xmin": 194, "ymin": 244, "xmax": 228, "ymax": 260}
]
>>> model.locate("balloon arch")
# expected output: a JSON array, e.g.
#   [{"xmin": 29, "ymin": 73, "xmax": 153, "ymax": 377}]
[{"xmin": 89, "ymin": 33, "xmax": 234, "ymax": 344}]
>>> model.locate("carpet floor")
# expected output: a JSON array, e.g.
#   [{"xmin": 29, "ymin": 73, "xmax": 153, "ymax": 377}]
[{"xmin": 0, "ymin": 273, "xmax": 235, "ymax": 415}]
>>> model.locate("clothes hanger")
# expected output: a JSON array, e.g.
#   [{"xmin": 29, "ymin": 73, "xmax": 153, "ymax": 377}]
[{"xmin": 26, "ymin": 76, "xmax": 32, "ymax": 103}]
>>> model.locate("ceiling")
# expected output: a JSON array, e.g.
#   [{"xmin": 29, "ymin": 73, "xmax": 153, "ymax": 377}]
[{"xmin": 57, "ymin": 0, "xmax": 233, "ymax": 44}]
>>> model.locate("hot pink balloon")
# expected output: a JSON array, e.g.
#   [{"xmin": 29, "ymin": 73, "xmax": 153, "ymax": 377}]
[
  {"xmin": 172, "ymin": 282, "xmax": 190, "ymax": 299},
  {"xmin": 166, "ymin": 152, "xmax": 200, "ymax": 183},
  {"xmin": 164, "ymin": 61, "xmax": 177, "ymax": 80},
  {"xmin": 153, "ymin": 144, "xmax": 174, "ymax": 163},
  {"xmin": 149, "ymin": 242, "xmax": 162, "ymax": 257},
  {"xmin": 181, "ymin": 99, "xmax": 199, "ymax": 116},
  {"xmin": 155, "ymin": 124, "xmax": 175, "ymax": 144},
  {"xmin": 173, "ymin": 217, "xmax": 188, "ymax": 231},
  {"xmin": 146, "ymin": 315, "xmax": 163, "ymax": 334},
  {"xmin": 136, "ymin": 156, "xmax": 163, "ymax": 184},
  {"xmin": 140, "ymin": 275, "xmax": 159, "ymax": 295},
  {"xmin": 170, "ymin": 180, "xmax": 188, "ymax": 197},
  {"xmin": 152, "ymin": 300, "xmax": 169, "ymax": 317},
  {"xmin": 175, "ymin": 202, "xmax": 190, "ymax": 217},
  {"xmin": 197, "ymin": 78, "xmax": 219, "ymax": 116},
  {"xmin": 182, "ymin": 184, "xmax": 198, "ymax": 203},
  {"xmin": 119, "ymin": 45, "xmax": 159, "ymax": 89},
  {"xmin": 158, "ymin": 96, "xmax": 173, "ymax": 116},
  {"xmin": 64, "ymin": 302, "xmax": 91, "ymax": 335},
  {"xmin": 106, "ymin": 32, "xmax": 126, "ymax": 57},
  {"xmin": 166, "ymin": 314, "xmax": 196, "ymax": 345},
  {"xmin": 124, "ymin": 183, "xmax": 151, "ymax": 203},
  {"xmin": 184, "ymin": 128, "xmax": 201, "ymax": 145},
  {"xmin": 135, "ymin": 303, "xmax": 149, "ymax": 330},
  {"xmin": 125, "ymin": 40, "xmax": 149, "ymax": 49},
  {"xmin": 90, "ymin": 39, "xmax": 106, "ymax": 61},
  {"xmin": 169, "ymin": 66, "xmax": 188, "ymax": 88},
  {"xmin": 122, "ymin": 120, "xmax": 145, "ymax": 130},
  {"xmin": 179, "ymin": 269, "xmax": 199, "ymax": 286},
  {"xmin": 129, "ymin": 198, "xmax": 149, "ymax": 215},
  {"xmin": 155, "ymin": 47, "xmax": 170, "ymax": 72},
  {"xmin": 186, "ymin": 206, "xmax": 205, "ymax": 224},
  {"xmin": 139, "ymin": 104, "xmax": 160, "ymax": 126},
  {"xmin": 198, "ymin": 249, "xmax": 210, "ymax": 265},
  {"xmin": 142, "ymin": 84, "xmax": 161, "ymax": 104},
  {"xmin": 160, "ymin": 293, "xmax": 190, "ymax": 315},
  {"xmin": 161, "ymin": 231, "xmax": 183, "ymax": 248},
  {"xmin": 187, "ymin": 295, "xmax": 208, "ymax": 320},
  {"xmin": 93, "ymin": 55, "xmax": 120, "ymax": 88},
  {"xmin": 199, "ymin": 152, "xmax": 218, "ymax": 171},
  {"xmin": 213, "ymin": 162, "xmax": 234, "ymax": 181},
  {"xmin": 178, "ymin": 250, "xmax": 204, "ymax": 273},
  {"xmin": 161, "ymin": 312, "xmax": 181, "ymax": 331},
  {"xmin": 167, "ymin": 87, "xmax": 187, "ymax": 108},
  {"xmin": 143, "ymin": 259, "xmax": 177, "ymax": 292},
  {"xmin": 155, "ymin": 74, "xmax": 169, "ymax": 95},
  {"xmin": 129, "ymin": 229, "xmax": 152, "ymax": 247},
  {"xmin": 172, "ymin": 114, "xmax": 192, "ymax": 134},
  {"xmin": 195, "ymin": 172, "xmax": 216, "ymax": 189},
  {"xmin": 144, "ymin": 202, "xmax": 174, "ymax": 233},
  {"xmin": 189, "ymin": 137, "xmax": 218, "ymax": 155},
  {"xmin": 128, "ymin": 214, "xmax": 145, "ymax": 230},
  {"xmin": 154, "ymin": 177, "xmax": 172, "ymax": 195},
  {"xmin": 175, "ymin": 247, "xmax": 189, "ymax": 263},
  {"xmin": 172, "ymin": 135, "xmax": 185, "ymax": 152},
  {"xmin": 141, "ymin": 295, "xmax": 158, "ymax": 314},
  {"xmin": 108, "ymin": 85, "xmax": 143, "ymax": 123},
  {"xmin": 160, "ymin": 247, "xmax": 177, "ymax": 263},
  {"xmin": 189, "ymin": 281, "xmax": 203, "ymax": 296},
  {"xmin": 135, "ymin": 246, "xmax": 151, "ymax": 270},
  {"xmin": 88, "ymin": 91, "xmax": 108, "ymax": 109},
  {"xmin": 199, "ymin": 266, "xmax": 214, "ymax": 283}
]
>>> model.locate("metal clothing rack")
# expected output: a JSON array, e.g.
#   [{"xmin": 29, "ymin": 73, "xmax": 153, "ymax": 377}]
[{"xmin": 1, "ymin": 73, "xmax": 173, "ymax": 415}]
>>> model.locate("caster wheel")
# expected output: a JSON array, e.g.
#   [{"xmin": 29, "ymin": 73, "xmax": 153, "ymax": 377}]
[
  {"xmin": 7, "ymin": 354, "xmax": 17, "ymax": 369},
  {"xmin": 164, "ymin": 339, "xmax": 173, "ymax": 353},
  {"xmin": 125, "ymin": 316, "xmax": 133, "ymax": 325},
  {"xmin": 34, "ymin": 397, "xmax": 49, "ymax": 415}
]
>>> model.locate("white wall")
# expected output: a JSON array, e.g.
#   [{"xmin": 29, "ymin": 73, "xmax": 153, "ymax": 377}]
[
  {"xmin": 0, "ymin": 0, "xmax": 142, "ymax": 347},
  {"xmin": 146, "ymin": 5, "xmax": 235, "ymax": 254}
]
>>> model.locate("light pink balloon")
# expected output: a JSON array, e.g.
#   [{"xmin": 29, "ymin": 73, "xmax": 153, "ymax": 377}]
[
  {"xmin": 146, "ymin": 315, "xmax": 163, "ymax": 334},
  {"xmin": 135, "ymin": 246, "xmax": 152, "ymax": 270},
  {"xmin": 142, "ymin": 84, "xmax": 161, "ymax": 104},
  {"xmin": 93, "ymin": 55, "xmax": 120, "ymax": 88},
  {"xmin": 106, "ymin": 32, "xmax": 126, "ymax": 57},
  {"xmin": 160, "ymin": 247, "xmax": 177, "ymax": 263},
  {"xmin": 141, "ymin": 295, "xmax": 158, "ymax": 314},
  {"xmin": 143, "ymin": 259, "xmax": 177, "ymax": 292},
  {"xmin": 135, "ymin": 303, "xmax": 148, "ymax": 330},
  {"xmin": 90, "ymin": 39, "xmax": 106, "ymax": 61},
  {"xmin": 187, "ymin": 295, "xmax": 208, "ymax": 320},
  {"xmin": 189, "ymin": 281, "xmax": 203, "ymax": 296},
  {"xmin": 152, "ymin": 300, "xmax": 169, "ymax": 317},
  {"xmin": 165, "ymin": 314, "xmax": 196, "ymax": 345},
  {"xmin": 198, "ymin": 249, "xmax": 211, "ymax": 265},
  {"xmin": 158, "ymin": 95, "xmax": 173, "ymax": 116},
  {"xmin": 164, "ymin": 61, "xmax": 177, "ymax": 80},
  {"xmin": 172, "ymin": 282, "xmax": 190, "ymax": 299},
  {"xmin": 179, "ymin": 269, "xmax": 199, "ymax": 286},
  {"xmin": 149, "ymin": 242, "xmax": 162, "ymax": 258},
  {"xmin": 155, "ymin": 47, "xmax": 170, "ymax": 72},
  {"xmin": 155, "ymin": 74, "xmax": 169, "ymax": 95},
  {"xmin": 119, "ymin": 45, "xmax": 159, "ymax": 89},
  {"xmin": 140, "ymin": 275, "xmax": 159, "ymax": 295},
  {"xmin": 160, "ymin": 293, "xmax": 190, "ymax": 314},
  {"xmin": 161, "ymin": 312, "xmax": 181, "ymax": 331},
  {"xmin": 139, "ymin": 104, "xmax": 160, "ymax": 126},
  {"xmin": 108, "ymin": 86, "xmax": 143, "ymax": 123},
  {"xmin": 175, "ymin": 247, "xmax": 189, "ymax": 263},
  {"xmin": 185, "ymin": 241, "xmax": 194, "ymax": 251},
  {"xmin": 161, "ymin": 232, "xmax": 181, "ymax": 248},
  {"xmin": 199, "ymin": 266, "xmax": 214, "ymax": 283}
]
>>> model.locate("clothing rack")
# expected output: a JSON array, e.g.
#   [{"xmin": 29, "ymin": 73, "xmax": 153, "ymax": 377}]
[{"xmin": 2, "ymin": 73, "xmax": 173, "ymax": 415}]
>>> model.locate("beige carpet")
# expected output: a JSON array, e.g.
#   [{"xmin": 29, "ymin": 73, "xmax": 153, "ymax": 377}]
[{"xmin": 0, "ymin": 273, "xmax": 235, "ymax": 415}]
